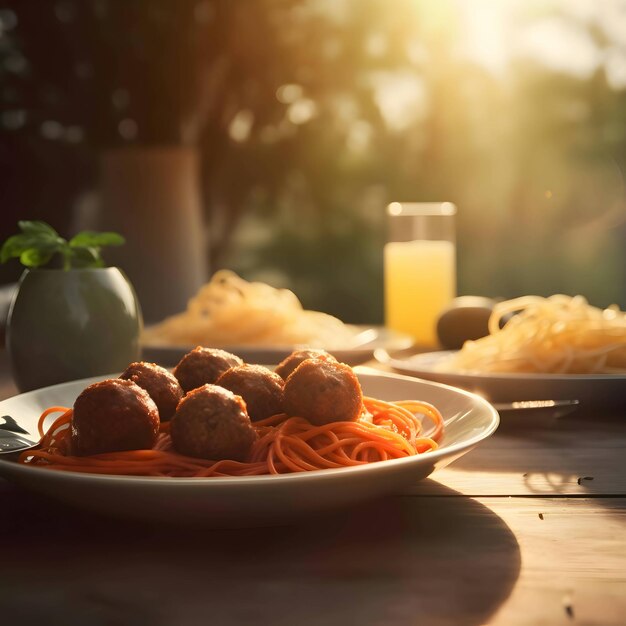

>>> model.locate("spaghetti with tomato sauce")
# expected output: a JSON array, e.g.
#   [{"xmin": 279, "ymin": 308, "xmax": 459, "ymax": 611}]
[
  {"xmin": 19, "ymin": 398, "xmax": 443, "ymax": 477},
  {"xmin": 18, "ymin": 352, "xmax": 444, "ymax": 478}
]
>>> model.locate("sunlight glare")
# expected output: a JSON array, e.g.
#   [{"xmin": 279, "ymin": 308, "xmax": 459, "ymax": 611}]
[
  {"xmin": 456, "ymin": 0, "xmax": 513, "ymax": 75},
  {"xmin": 372, "ymin": 72, "xmax": 427, "ymax": 132},
  {"xmin": 515, "ymin": 17, "xmax": 601, "ymax": 78}
]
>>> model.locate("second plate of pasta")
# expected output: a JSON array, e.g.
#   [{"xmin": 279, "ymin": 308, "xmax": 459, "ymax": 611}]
[{"xmin": 377, "ymin": 350, "xmax": 626, "ymax": 409}]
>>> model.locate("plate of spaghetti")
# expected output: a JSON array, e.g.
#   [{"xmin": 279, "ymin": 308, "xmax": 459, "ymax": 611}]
[
  {"xmin": 379, "ymin": 295, "xmax": 626, "ymax": 407},
  {"xmin": 0, "ymin": 351, "xmax": 497, "ymax": 525},
  {"xmin": 141, "ymin": 270, "xmax": 413, "ymax": 365}
]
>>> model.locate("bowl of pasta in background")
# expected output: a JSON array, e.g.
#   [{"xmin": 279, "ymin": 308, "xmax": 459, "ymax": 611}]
[
  {"xmin": 378, "ymin": 294, "xmax": 626, "ymax": 408},
  {"xmin": 0, "ymin": 368, "xmax": 498, "ymax": 526},
  {"xmin": 142, "ymin": 325, "xmax": 414, "ymax": 367},
  {"xmin": 140, "ymin": 271, "xmax": 414, "ymax": 366}
]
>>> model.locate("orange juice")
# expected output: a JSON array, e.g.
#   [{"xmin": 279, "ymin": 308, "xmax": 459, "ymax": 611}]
[{"xmin": 384, "ymin": 239, "xmax": 456, "ymax": 347}]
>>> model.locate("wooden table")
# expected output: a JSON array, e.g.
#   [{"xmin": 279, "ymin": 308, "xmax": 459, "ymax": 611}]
[{"xmin": 1, "ymin": 351, "xmax": 624, "ymax": 625}]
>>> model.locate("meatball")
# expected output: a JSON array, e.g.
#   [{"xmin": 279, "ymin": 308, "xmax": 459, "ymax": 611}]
[
  {"xmin": 71, "ymin": 378, "xmax": 160, "ymax": 456},
  {"xmin": 216, "ymin": 364, "xmax": 284, "ymax": 422},
  {"xmin": 283, "ymin": 360, "xmax": 363, "ymax": 425},
  {"xmin": 170, "ymin": 384, "xmax": 258, "ymax": 461},
  {"xmin": 274, "ymin": 348, "xmax": 337, "ymax": 380},
  {"xmin": 173, "ymin": 347, "xmax": 244, "ymax": 393},
  {"xmin": 120, "ymin": 361, "xmax": 183, "ymax": 421}
]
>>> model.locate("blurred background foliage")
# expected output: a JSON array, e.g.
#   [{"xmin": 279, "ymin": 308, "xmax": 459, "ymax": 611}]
[{"xmin": 1, "ymin": 0, "xmax": 625, "ymax": 323}]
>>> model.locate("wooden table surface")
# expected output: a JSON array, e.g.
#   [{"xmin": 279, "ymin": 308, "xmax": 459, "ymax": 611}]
[{"xmin": 1, "ymin": 351, "xmax": 624, "ymax": 626}]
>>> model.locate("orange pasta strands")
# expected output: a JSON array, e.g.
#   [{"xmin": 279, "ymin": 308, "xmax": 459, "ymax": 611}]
[{"xmin": 19, "ymin": 397, "xmax": 444, "ymax": 478}]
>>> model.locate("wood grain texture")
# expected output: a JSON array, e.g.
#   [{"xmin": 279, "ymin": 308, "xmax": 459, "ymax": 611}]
[
  {"xmin": 411, "ymin": 456, "xmax": 626, "ymax": 496},
  {"xmin": 1, "ymin": 352, "xmax": 625, "ymax": 625},
  {"xmin": 484, "ymin": 498, "xmax": 626, "ymax": 626},
  {"xmin": 0, "ymin": 485, "xmax": 520, "ymax": 626},
  {"xmin": 1, "ymin": 483, "xmax": 624, "ymax": 626}
]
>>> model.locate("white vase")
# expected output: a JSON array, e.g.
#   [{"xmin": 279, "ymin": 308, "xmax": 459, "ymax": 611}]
[{"xmin": 81, "ymin": 147, "xmax": 208, "ymax": 324}]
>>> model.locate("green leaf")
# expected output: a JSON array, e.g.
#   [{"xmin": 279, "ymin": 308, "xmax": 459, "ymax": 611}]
[
  {"xmin": 1, "ymin": 234, "xmax": 31, "ymax": 263},
  {"xmin": 1, "ymin": 233, "xmax": 57, "ymax": 262},
  {"xmin": 69, "ymin": 246, "xmax": 105, "ymax": 269},
  {"xmin": 19, "ymin": 248, "xmax": 54, "ymax": 267},
  {"xmin": 18, "ymin": 221, "xmax": 59, "ymax": 238},
  {"xmin": 1, "ymin": 221, "xmax": 123, "ymax": 269},
  {"xmin": 69, "ymin": 231, "xmax": 125, "ymax": 248}
]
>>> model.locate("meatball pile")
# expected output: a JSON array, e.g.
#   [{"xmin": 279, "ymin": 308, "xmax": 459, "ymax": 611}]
[
  {"xmin": 216, "ymin": 364, "xmax": 284, "ymax": 422},
  {"xmin": 283, "ymin": 359, "xmax": 363, "ymax": 425},
  {"xmin": 72, "ymin": 378, "xmax": 160, "ymax": 456},
  {"xmin": 70, "ymin": 345, "xmax": 364, "ymax": 462},
  {"xmin": 120, "ymin": 361, "xmax": 183, "ymax": 421},
  {"xmin": 170, "ymin": 385, "xmax": 257, "ymax": 461},
  {"xmin": 274, "ymin": 348, "xmax": 337, "ymax": 380},
  {"xmin": 173, "ymin": 347, "xmax": 243, "ymax": 393}
]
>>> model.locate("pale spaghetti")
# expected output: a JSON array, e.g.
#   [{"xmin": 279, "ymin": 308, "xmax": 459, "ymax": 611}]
[
  {"xmin": 19, "ymin": 399, "xmax": 444, "ymax": 477},
  {"xmin": 142, "ymin": 270, "xmax": 357, "ymax": 349},
  {"xmin": 441, "ymin": 294, "xmax": 626, "ymax": 375}
]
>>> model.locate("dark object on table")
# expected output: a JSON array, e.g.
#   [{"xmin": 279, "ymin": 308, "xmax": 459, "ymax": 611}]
[
  {"xmin": 492, "ymin": 399, "xmax": 580, "ymax": 418},
  {"xmin": 120, "ymin": 361, "xmax": 184, "ymax": 421},
  {"xmin": 173, "ymin": 346, "xmax": 244, "ymax": 393},
  {"xmin": 283, "ymin": 359, "xmax": 363, "ymax": 425},
  {"xmin": 436, "ymin": 296, "xmax": 497, "ymax": 350},
  {"xmin": 216, "ymin": 364, "xmax": 284, "ymax": 422},
  {"xmin": 0, "ymin": 413, "xmax": 28, "ymax": 434},
  {"xmin": 170, "ymin": 384, "xmax": 257, "ymax": 461},
  {"xmin": 0, "ymin": 429, "xmax": 37, "ymax": 454},
  {"xmin": 0, "ymin": 414, "xmax": 38, "ymax": 454},
  {"xmin": 72, "ymin": 379, "xmax": 159, "ymax": 456}
]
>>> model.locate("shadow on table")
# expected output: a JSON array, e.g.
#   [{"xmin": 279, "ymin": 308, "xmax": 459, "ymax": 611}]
[
  {"xmin": 0, "ymin": 485, "xmax": 520, "ymax": 626},
  {"xmin": 446, "ymin": 409, "xmax": 624, "ymax": 496}
]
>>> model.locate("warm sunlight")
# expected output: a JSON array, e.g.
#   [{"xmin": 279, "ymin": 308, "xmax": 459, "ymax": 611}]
[
  {"xmin": 427, "ymin": 0, "xmax": 626, "ymax": 82},
  {"xmin": 1, "ymin": 3, "xmax": 626, "ymax": 623}
]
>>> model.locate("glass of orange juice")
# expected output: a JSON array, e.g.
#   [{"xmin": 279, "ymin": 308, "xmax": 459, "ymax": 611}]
[{"xmin": 384, "ymin": 202, "xmax": 457, "ymax": 348}]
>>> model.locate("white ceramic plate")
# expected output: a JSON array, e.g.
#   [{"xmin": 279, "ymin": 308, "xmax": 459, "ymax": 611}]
[
  {"xmin": 0, "ymin": 368, "xmax": 497, "ymax": 525},
  {"xmin": 141, "ymin": 325, "xmax": 414, "ymax": 367},
  {"xmin": 378, "ymin": 350, "xmax": 626, "ymax": 409}
]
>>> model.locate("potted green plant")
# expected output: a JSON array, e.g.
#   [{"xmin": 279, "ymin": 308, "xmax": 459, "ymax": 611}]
[{"xmin": 1, "ymin": 221, "xmax": 142, "ymax": 392}]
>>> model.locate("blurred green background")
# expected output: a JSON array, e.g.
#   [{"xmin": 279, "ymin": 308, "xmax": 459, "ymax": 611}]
[{"xmin": 1, "ymin": 0, "xmax": 625, "ymax": 324}]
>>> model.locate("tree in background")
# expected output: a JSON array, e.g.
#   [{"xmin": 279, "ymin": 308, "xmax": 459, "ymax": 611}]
[{"xmin": 1, "ymin": 0, "xmax": 625, "ymax": 321}]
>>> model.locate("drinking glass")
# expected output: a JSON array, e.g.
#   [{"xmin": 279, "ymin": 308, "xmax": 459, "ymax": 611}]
[{"xmin": 384, "ymin": 202, "xmax": 457, "ymax": 348}]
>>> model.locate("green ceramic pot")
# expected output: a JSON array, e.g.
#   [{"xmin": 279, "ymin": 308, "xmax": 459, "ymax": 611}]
[{"xmin": 7, "ymin": 267, "xmax": 142, "ymax": 392}]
